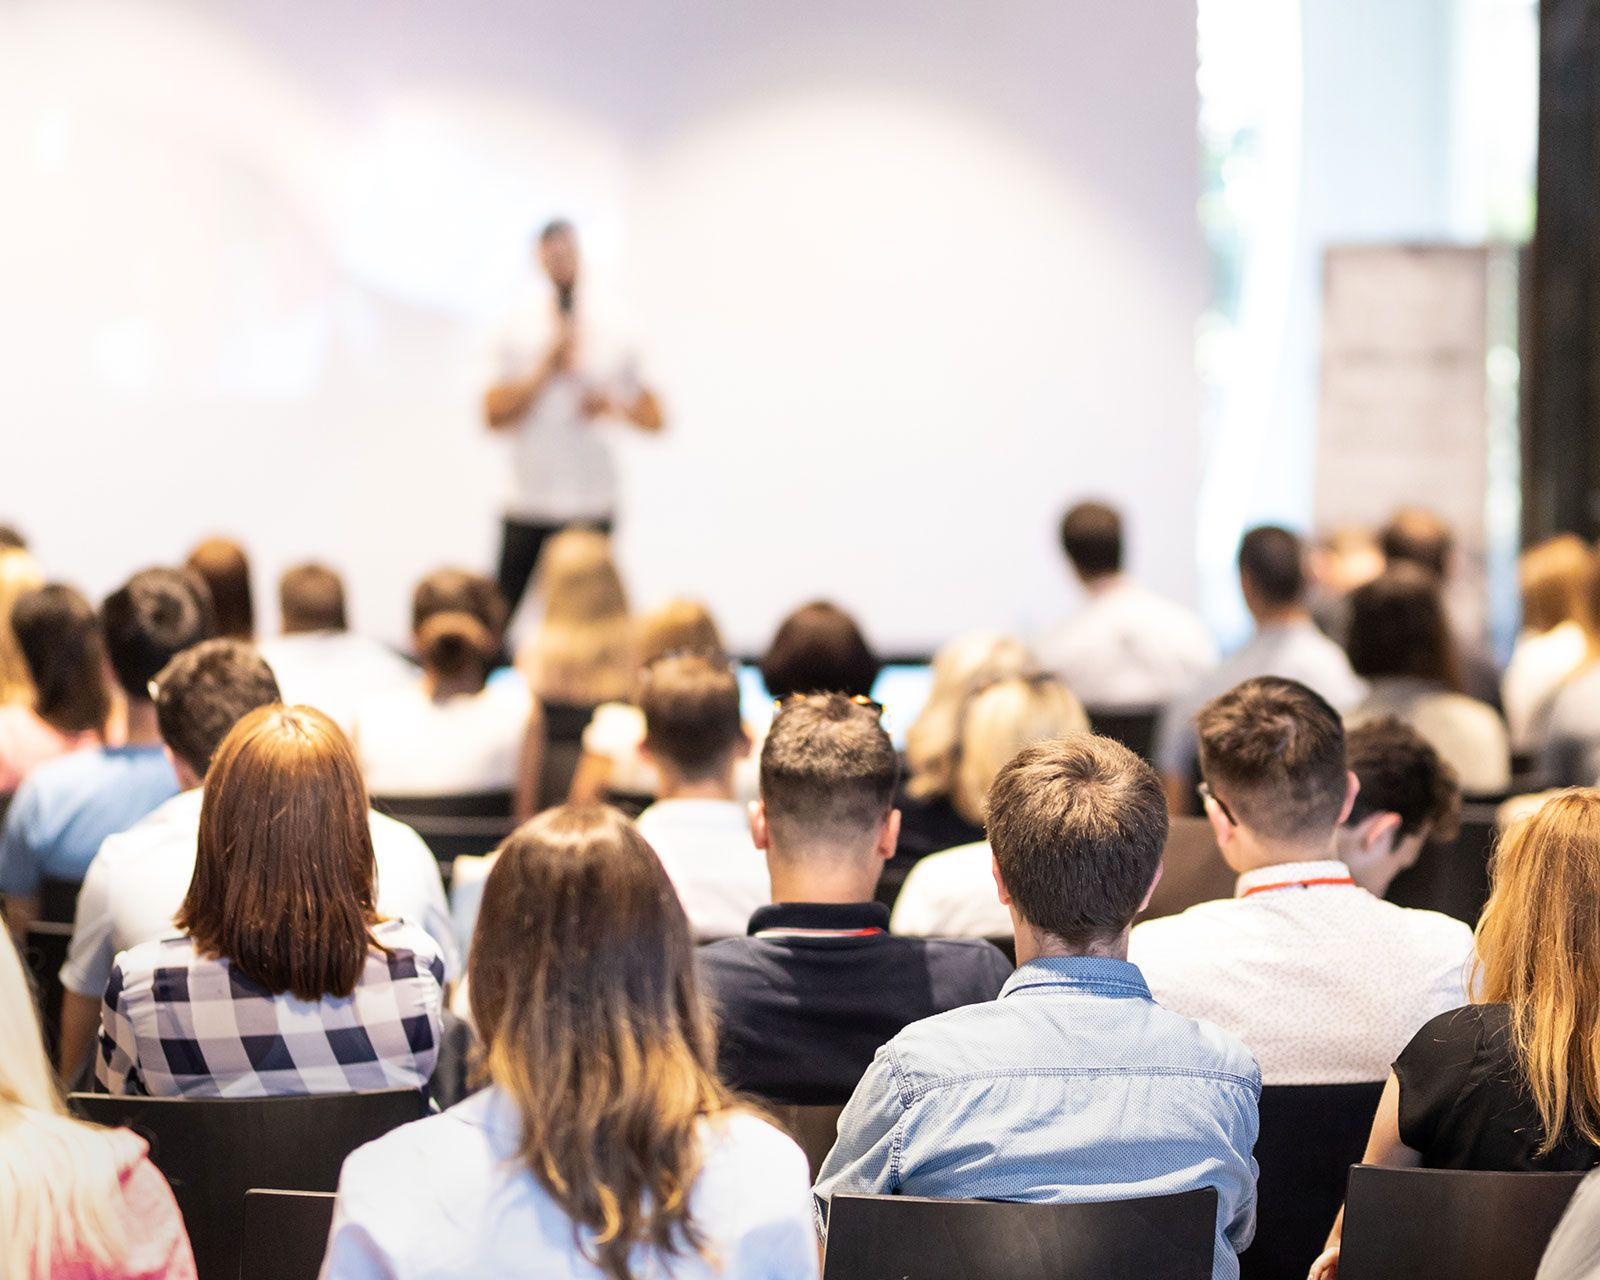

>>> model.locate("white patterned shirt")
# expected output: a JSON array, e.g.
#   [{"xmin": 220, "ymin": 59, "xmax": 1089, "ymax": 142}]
[{"xmin": 1128, "ymin": 860, "xmax": 1474, "ymax": 1085}]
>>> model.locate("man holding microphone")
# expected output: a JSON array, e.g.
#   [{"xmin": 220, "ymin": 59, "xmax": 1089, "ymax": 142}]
[{"xmin": 483, "ymin": 219, "xmax": 663, "ymax": 617}]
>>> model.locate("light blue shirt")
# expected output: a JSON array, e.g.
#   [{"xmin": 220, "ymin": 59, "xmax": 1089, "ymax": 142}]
[
  {"xmin": 0, "ymin": 744, "xmax": 177, "ymax": 895},
  {"xmin": 812, "ymin": 956, "xmax": 1261, "ymax": 1280}
]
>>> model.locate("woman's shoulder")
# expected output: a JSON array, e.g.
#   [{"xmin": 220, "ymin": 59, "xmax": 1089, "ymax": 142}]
[
  {"xmin": 698, "ymin": 1108, "xmax": 809, "ymax": 1173},
  {"xmin": 371, "ymin": 917, "xmax": 445, "ymax": 966}
]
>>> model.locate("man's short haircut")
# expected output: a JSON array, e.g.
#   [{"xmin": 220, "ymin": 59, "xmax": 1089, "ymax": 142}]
[
  {"xmin": 1380, "ymin": 507, "xmax": 1452, "ymax": 579},
  {"xmin": 639, "ymin": 654, "xmax": 743, "ymax": 782},
  {"xmin": 760, "ymin": 601, "xmax": 880, "ymax": 700},
  {"xmin": 1059, "ymin": 501, "xmax": 1123, "ymax": 580},
  {"xmin": 1345, "ymin": 716, "xmax": 1462, "ymax": 843},
  {"xmin": 759, "ymin": 694, "xmax": 899, "ymax": 851},
  {"xmin": 987, "ymin": 735, "xmax": 1168, "ymax": 947},
  {"xmin": 100, "ymin": 568, "xmax": 214, "ymax": 699},
  {"xmin": 539, "ymin": 218, "xmax": 574, "ymax": 243},
  {"xmin": 280, "ymin": 563, "xmax": 347, "ymax": 634},
  {"xmin": 1196, "ymin": 677, "xmax": 1348, "ymax": 843},
  {"xmin": 1237, "ymin": 526, "xmax": 1306, "ymax": 608},
  {"xmin": 154, "ymin": 639, "xmax": 282, "ymax": 778}
]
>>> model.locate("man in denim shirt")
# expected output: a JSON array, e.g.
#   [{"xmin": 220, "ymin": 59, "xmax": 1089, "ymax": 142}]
[{"xmin": 813, "ymin": 734, "xmax": 1260, "ymax": 1280}]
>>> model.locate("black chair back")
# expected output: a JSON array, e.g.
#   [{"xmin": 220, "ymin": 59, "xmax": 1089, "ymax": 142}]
[
  {"xmin": 539, "ymin": 701, "xmax": 595, "ymax": 809},
  {"xmin": 240, "ymin": 1190, "xmax": 336, "ymax": 1280},
  {"xmin": 822, "ymin": 1187, "xmax": 1218, "ymax": 1280},
  {"xmin": 39, "ymin": 875, "xmax": 82, "ymax": 924},
  {"xmin": 1384, "ymin": 802, "xmax": 1499, "ymax": 925},
  {"xmin": 71, "ymin": 1088, "xmax": 427, "ymax": 1280},
  {"xmin": 1141, "ymin": 816, "xmax": 1235, "ymax": 923},
  {"xmin": 766, "ymin": 1102, "xmax": 847, "ymax": 1180},
  {"xmin": 1087, "ymin": 706, "xmax": 1161, "ymax": 764},
  {"xmin": 370, "ymin": 791, "xmax": 518, "ymax": 870},
  {"xmin": 22, "ymin": 920, "xmax": 73, "ymax": 1061},
  {"xmin": 1339, "ymin": 1165, "xmax": 1587, "ymax": 1280},
  {"xmin": 1241, "ymin": 1081, "xmax": 1385, "ymax": 1280}
]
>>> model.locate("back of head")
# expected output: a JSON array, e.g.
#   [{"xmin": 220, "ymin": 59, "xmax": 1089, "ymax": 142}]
[
  {"xmin": 1197, "ymin": 677, "xmax": 1348, "ymax": 845},
  {"xmin": 279, "ymin": 563, "xmax": 348, "ymax": 634},
  {"xmin": 639, "ymin": 654, "xmax": 742, "ymax": 782},
  {"xmin": 1059, "ymin": 500, "xmax": 1124, "ymax": 581},
  {"xmin": 0, "ymin": 546, "xmax": 45, "ymax": 704},
  {"xmin": 1380, "ymin": 507, "xmax": 1453, "ymax": 579},
  {"xmin": 1519, "ymin": 535, "xmax": 1595, "ymax": 636},
  {"xmin": 760, "ymin": 694, "xmax": 899, "ymax": 856},
  {"xmin": 1346, "ymin": 564, "xmax": 1458, "ymax": 687},
  {"xmin": 0, "ymin": 526, "xmax": 25, "ymax": 551},
  {"xmin": 469, "ymin": 805, "xmax": 725, "ymax": 1280},
  {"xmin": 185, "ymin": 537, "xmax": 254, "ymax": 641},
  {"xmin": 100, "ymin": 568, "xmax": 214, "ymax": 700},
  {"xmin": 1345, "ymin": 717, "xmax": 1461, "ymax": 843},
  {"xmin": 988, "ymin": 735, "xmax": 1168, "ymax": 947},
  {"xmin": 635, "ymin": 599, "xmax": 724, "ymax": 669},
  {"xmin": 952, "ymin": 675, "xmax": 1091, "ymax": 826},
  {"xmin": 1476, "ymin": 790, "xmax": 1600, "ymax": 1152},
  {"xmin": 760, "ymin": 601, "xmax": 880, "ymax": 700},
  {"xmin": 529, "ymin": 530, "xmax": 633, "ymax": 705},
  {"xmin": 412, "ymin": 567, "xmax": 506, "ymax": 639},
  {"xmin": 11, "ymin": 584, "xmax": 111, "ymax": 735},
  {"xmin": 1237, "ymin": 525, "xmax": 1306, "ymax": 610},
  {"xmin": 904, "ymin": 632, "xmax": 1034, "ymax": 802},
  {"xmin": 179, "ymin": 705, "xmax": 376, "ymax": 1001},
  {"xmin": 154, "ymin": 639, "xmax": 281, "ymax": 779},
  {"xmin": 417, "ymin": 613, "xmax": 497, "ymax": 689}
]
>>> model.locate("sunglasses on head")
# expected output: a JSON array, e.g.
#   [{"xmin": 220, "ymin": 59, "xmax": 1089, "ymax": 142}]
[{"xmin": 773, "ymin": 692, "xmax": 885, "ymax": 719}]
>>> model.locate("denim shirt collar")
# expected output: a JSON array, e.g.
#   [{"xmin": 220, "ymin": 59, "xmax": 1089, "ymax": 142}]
[{"xmin": 1000, "ymin": 955, "xmax": 1152, "ymax": 1000}]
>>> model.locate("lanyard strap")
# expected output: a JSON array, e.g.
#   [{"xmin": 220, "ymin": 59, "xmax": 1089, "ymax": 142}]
[
  {"xmin": 1240, "ymin": 876, "xmax": 1355, "ymax": 898},
  {"xmin": 753, "ymin": 927, "xmax": 886, "ymax": 939}
]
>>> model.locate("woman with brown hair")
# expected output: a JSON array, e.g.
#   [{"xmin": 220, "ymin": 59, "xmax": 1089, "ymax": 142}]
[
  {"xmin": 0, "ymin": 584, "xmax": 109, "ymax": 794},
  {"xmin": 184, "ymin": 536, "xmax": 254, "ymax": 641},
  {"xmin": 1309, "ymin": 790, "xmax": 1600, "ymax": 1279},
  {"xmin": 321, "ymin": 805, "xmax": 817, "ymax": 1280},
  {"xmin": 1503, "ymin": 534, "xmax": 1594, "ymax": 753},
  {"xmin": 96, "ymin": 705, "xmax": 444, "ymax": 1097}
]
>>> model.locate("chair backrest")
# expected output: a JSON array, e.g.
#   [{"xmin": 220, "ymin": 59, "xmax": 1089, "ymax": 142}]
[
  {"xmin": 1086, "ymin": 706, "xmax": 1162, "ymax": 764},
  {"xmin": 38, "ymin": 875, "xmax": 82, "ymax": 924},
  {"xmin": 1240, "ymin": 1081, "xmax": 1385, "ymax": 1280},
  {"xmin": 1339, "ymin": 1165, "xmax": 1587, "ymax": 1280},
  {"xmin": 765, "ymin": 1102, "xmax": 847, "ymax": 1180},
  {"xmin": 22, "ymin": 920, "xmax": 73, "ymax": 1061},
  {"xmin": 1384, "ymin": 802, "xmax": 1499, "ymax": 925},
  {"xmin": 240, "ymin": 1190, "xmax": 336, "ymax": 1280},
  {"xmin": 1140, "ymin": 816, "xmax": 1235, "ymax": 923},
  {"xmin": 370, "ymin": 792, "xmax": 518, "ymax": 869},
  {"xmin": 70, "ymin": 1089, "xmax": 427, "ymax": 1280},
  {"xmin": 821, "ymin": 1187, "xmax": 1218, "ymax": 1280}
]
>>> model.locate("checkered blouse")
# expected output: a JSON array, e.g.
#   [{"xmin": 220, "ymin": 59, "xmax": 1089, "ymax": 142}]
[{"xmin": 96, "ymin": 918, "xmax": 445, "ymax": 1097}]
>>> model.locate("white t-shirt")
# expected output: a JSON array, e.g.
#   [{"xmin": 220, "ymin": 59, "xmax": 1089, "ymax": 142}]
[
  {"xmin": 1348, "ymin": 677, "xmax": 1512, "ymax": 797},
  {"xmin": 355, "ymin": 679, "xmax": 532, "ymax": 797},
  {"xmin": 258, "ymin": 631, "xmax": 417, "ymax": 736},
  {"xmin": 1127, "ymin": 860, "xmax": 1475, "ymax": 1085},
  {"xmin": 491, "ymin": 294, "xmax": 642, "ymax": 522},
  {"xmin": 61, "ymin": 789, "xmax": 460, "ymax": 995},
  {"xmin": 1035, "ymin": 577, "xmax": 1218, "ymax": 709},
  {"xmin": 321, "ymin": 1091, "xmax": 819, "ymax": 1280},
  {"xmin": 1503, "ymin": 621, "xmax": 1589, "ymax": 753},
  {"xmin": 634, "ymin": 798, "xmax": 770, "ymax": 941},
  {"xmin": 890, "ymin": 841, "xmax": 1012, "ymax": 939}
]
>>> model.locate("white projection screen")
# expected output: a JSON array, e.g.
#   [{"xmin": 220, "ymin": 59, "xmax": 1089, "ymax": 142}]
[{"xmin": 1, "ymin": 0, "xmax": 1204, "ymax": 655}]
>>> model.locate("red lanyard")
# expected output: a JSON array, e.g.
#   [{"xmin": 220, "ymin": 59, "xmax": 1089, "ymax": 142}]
[
  {"xmin": 1240, "ymin": 876, "xmax": 1354, "ymax": 898},
  {"xmin": 753, "ymin": 927, "xmax": 885, "ymax": 939}
]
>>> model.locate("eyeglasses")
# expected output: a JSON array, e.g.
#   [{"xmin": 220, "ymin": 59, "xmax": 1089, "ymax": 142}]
[
  {"xmin": 1197, "ymin": 781, "xmax": 1238, "ymax": 826},
  {"xmin": 773, "ymin": 692, "xmax": 885, "ymax": 719}
]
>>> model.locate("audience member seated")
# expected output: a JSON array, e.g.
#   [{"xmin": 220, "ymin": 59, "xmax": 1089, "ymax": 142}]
[
  {"xmin": 633, "ymin": 653, "xmax": 767, "ymax": 940},
  {"xmin": 257, "ymin": 562, "xmax": 414, "ymax": 733},
  {"xmin": 1345, "ymin": 566, "xmax": 1511, "ymax": 795},
  {"xmin": 0, "ymin": 931, "xmax": 195, "ymax": 1280},
  {"xmin": 516, "ymin": 528, "xmax": 634, "ymax": 811},
  {"xmin": 1036, "ymin": 499, "xmax": 1217, "ymax": 708},
  {"xmin": 895, "ymin": 631, "xmax": 1033, "ymax": 866},
  {"xmin": 321, "ymin": 805, "xmax": 818, "ymax": 1280},
  {"xmin": 0, "ymin": 584, "xmax": 107, "ymax": 794},
  {"xmin": 1336, "ymin": 717, "xmax": 1462, "ymax": 897},
  {"xmin": 97, "ymin": 705, "xmax": 444, "ymax": 1097},
  {"xmin": 1130, "ymin": 678, "xmax": 1474, "ymax": 1084},
  {"xmin": 356, "ymin": 569, "xmax": 537, "ymax": 803},
  {"xmin": 1536, "ymin": 556, "xmax": 1600, "ymax": 787},
  {"xmin": 0, "ymin": 542, "xmax": 45, "ymax": 708},
  {"xmin": 890, "ymin": 674, "xmax": 1090, "ymax": 939},
  {"xmin": 760, "ymin": 600, "xmax": 881, "ymax": 703},
  {"xmin": 0, "ymin": 568, "xmax": 209, "ymax": 939},
  {"xmin": 815, "ymin": 735, "xmax": 1259, "ymax": 1280},
  {"xmin": 699, "ymin": 692, "xmax": 1011, "ymax": 1104},
  {"xmin": 1503, "ymin": 536, "xmax": 1595, "ymax": 756},
  {"xmin": 1307, "ymin": 525, "xmax": 1385, "ymax": 643},
  {"xmin": 58, "ymin": 640, "xmax": 457, "ymax": 1077},
  {"xmin": 1156, "ymin": 526, "xmax": 1366, "ymax": 810},
  {"xmin": 184, "ymin": 535, "xmax": 253, "ymax": 642},
  {"xmin": 1311, "ymin": 790, "xmax": 1600, "ymax": 1279}
]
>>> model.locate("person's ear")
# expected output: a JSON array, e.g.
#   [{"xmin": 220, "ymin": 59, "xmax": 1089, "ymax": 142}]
[
  {"xmin": 1203, "ymin": 795, "xmax": 1234, "ymax": 850},
  {"xmin": 734, "ymin": 728, "xmax": 753, "ymax": 761},
  {"xmin": 874, "ymin": 809, "xmax": 901, "ymax": 864},
  {"xmin": 1338, "ymin": 771, "xmax": 1361, "ymax": 826},
  {"xmin": 990, "ymin": 852, "xmax": 1012, "ymax": 906},
  {"xmin": 748, "ymin": 800, "xmax": 770, "ymax": 851},
  {"xmin": 1137, "ymin": 861, "xmax": 1165, "ymax": 914}
]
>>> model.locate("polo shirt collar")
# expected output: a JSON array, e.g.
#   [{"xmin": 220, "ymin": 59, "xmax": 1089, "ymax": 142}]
[
  {"xmin": 1234, "ymin": 859, "xmax": 1354, "ymax": 899},
  {"xmin": 1001, "ymin": 955, "xmax": 1151, "ymax": 1000},
  {"xmin": 746, "ymin": 901, "xmax": 890, "ymax": 938}
]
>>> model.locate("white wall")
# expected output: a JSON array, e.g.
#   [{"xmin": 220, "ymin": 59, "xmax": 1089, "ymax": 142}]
[{"xmin": 0, "ymin": 0, "xmax": 1203, "ymax": 654}]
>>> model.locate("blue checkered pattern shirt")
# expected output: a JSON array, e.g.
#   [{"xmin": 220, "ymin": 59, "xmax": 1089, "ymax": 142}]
[
  {"xmin": 96, "ymin": 918, "xmax": 444, "ymax": 1097},
  {"xmin": 812, "ymin": 956, "xmax": 1262, "ymax": 1280}
]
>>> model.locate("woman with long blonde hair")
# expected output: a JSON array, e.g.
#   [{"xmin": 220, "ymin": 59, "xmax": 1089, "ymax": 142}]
[
  {"xmin": 0, "ymin": 930, "xmax": 194, "ymax": 1279},
  {"xmin": 1309, "ymin": 789, "xmax": 1600, "ymax": 1280},
  {"xmin": 321, "ymin": 805, "xmax": 817, "ymax": 1280}
]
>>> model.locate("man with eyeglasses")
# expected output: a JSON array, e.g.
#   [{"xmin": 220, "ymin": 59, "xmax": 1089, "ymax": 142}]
[{"xmin": 1129, "ymin": 676, "xmax": 1473, "ymax": 1085}]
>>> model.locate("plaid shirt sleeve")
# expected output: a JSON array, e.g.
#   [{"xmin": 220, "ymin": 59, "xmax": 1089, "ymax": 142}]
[{"xmin": 96, "ymin": 959, "xmax": 145, "ymax": 1095}]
